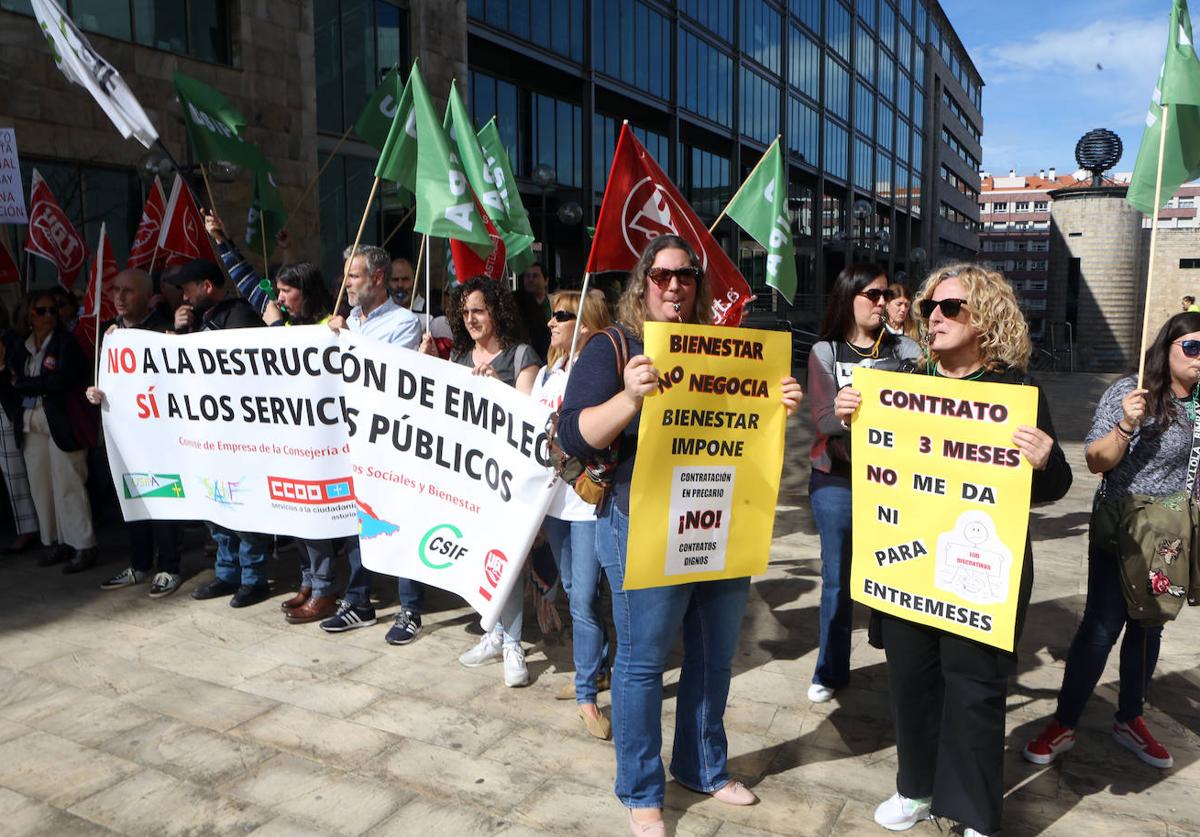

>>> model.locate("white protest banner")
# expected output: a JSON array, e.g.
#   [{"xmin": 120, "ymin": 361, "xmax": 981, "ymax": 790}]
[
  {"xmin": 99, "ymin": 326, "xmax": 356, "ymax": 538},
  {"xmin": 341, "ymin": 333, "xmax": 556, "ymax": 629},
  {"xmin": 0, "ymin": 129, "xmax": 27, "ymax": 223}
]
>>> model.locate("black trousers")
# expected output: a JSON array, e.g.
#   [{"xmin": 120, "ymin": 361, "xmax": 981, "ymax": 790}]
[
  {"xmin": 881, "ymin": 614, "xmax": 1014, "ymax": 834},
  {"xmin": 129, "ymin": 520, "xmax": 181, "ymax": 574}
]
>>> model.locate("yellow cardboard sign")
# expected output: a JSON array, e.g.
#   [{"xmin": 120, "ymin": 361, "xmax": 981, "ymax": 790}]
[
  {"xmin": 625, "ymin": 322, "xmax": 791, "ymax": 590},
  {"xmin": 848, "ymin": 367, "xmax": 1037, "ymax": 651}
]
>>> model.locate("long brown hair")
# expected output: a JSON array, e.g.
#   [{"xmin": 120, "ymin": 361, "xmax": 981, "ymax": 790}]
[
  {"xmin": 1142, "ymin": 311, "xmax": 1200, "ymax": 425},
  {"xmin": 616, "ymin": 235, "xmax": 712, "ymax": 338}
]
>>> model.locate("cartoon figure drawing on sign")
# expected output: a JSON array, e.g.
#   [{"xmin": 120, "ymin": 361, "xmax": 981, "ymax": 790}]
[{"xmin": 935, "ymin": 510, "xmax": 1011, "ymax": 605}]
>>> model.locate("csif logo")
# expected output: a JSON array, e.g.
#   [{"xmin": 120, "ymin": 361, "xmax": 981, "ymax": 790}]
[{"xmin": 419, "ymin": 523, "xmax": 468, "ymax": 570}]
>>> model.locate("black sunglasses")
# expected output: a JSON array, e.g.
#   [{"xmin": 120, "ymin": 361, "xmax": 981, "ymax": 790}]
[
  {"xmin": 857, "ymin": 288, "xmax": 896, "ymax": 303},
  {"xmin": 32, "ymin": 306, "xmax": 55, "ymax": 316},
  {"xmin": 1175, "ymin": 339, "xmax": 1200, "ymax": 358},
  {"xmin": 647, "ymin": 266, "xmax": 700, "ymax": 286},
  {"xmin": 919, "ymin": 298, "xmax": 969, "ymax": 319},
  {"xmin": 551, "ymin": 310, "xmax": 576, "ymax": 322}
]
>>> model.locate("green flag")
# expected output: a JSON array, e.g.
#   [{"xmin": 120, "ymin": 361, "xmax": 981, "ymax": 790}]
[
  {"xmin": 476, "ymin": 117, "xmax": 536, "ymax": 270},
  {"xmin": 723, "ymin": 137, "xmax": 797, "ymax": 301},
  {"xmin": 354, "ymin": 65, "xmax": 404, "ymax": 150},
  {"xmin": 402, "ymin": 65, "xmax": 492, "ymax": 246},
  {"xmin": 447, "ymin": 83, "xmax": 515, "ymax": 232},
  {"xmin": 244, "ymin": 167, "xmax": 287, "ymax": 252},
  {"xmin": 1127, "ymin": 0, "xmax": 1200, "ymax": 215},
  {"xmin": 371, "ymin": 67, "xmax": 416, "ymax": 207},
  {"xmin": 174, "ymin": 72, "xmax": 263, "ymax": 169}
]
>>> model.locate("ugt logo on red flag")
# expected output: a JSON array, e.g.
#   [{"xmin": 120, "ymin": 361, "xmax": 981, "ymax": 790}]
[
  {"xmin": 127, "ymin": 176, "xmax": 166, "ymax": 271},
  {"xmin": 25, "ymin": 169, "xmax": 86, "ymax": 288},
  {"xmin": 449, "ymin": 198, "xmax": 507, "ymax": 282},
  {"xmin": 587, "ymin": 124, "xmax": 751, "ymax": 325}
]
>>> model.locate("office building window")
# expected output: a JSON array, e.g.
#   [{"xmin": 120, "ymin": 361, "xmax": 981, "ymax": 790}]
[
  {"xmin": 854, "ymin": 136, "xmax": 873, "ymax": 191},
  {"xmin": 939, "ymin": 201, "xmax": 979, "ymax": 232},
  {"xmin": 469, "ymin": 70, "xmax": 520, "ymax": 171},
  {"xmin": 898, "ymin": 0, "xmax": 911, "ymax": 22},
  {"xmin": 877, "ymin": 101, "xmax": 893, "ymax": 150},
  {"xmin": 876, "ymin": 150, "xmax": 892, "ymax": 199},
  {"xmin": 878, "ymin": 51, "xmax": 894, "ymax": 98},
  {"xmin": 913, "ymin": 36, "xmax": 924, "ymax": 81},
  {"xmin": 1034, "ymin": 201, "xmax": 1048, "ymax": 211},
  {"xmin": 824, "ymin": 120, "xmax": 849, "ymax": 181},
  {"xmin": 680, "ymin": 0, "xmax": 733, "ymax": 42},
  {"xmin": 896, "ymin": 74, "xmax": 911, "ymax": 119},
  {"xmin": 857, "ymin": 0, "xmax": 875, "ymax": 29},
  {"xmin": 532, "ymin": 93, "xmax": 582, "ymax": 187},
  {"xmin": 790, "ymin": 25, "xmax": 821, "ymax": 101},
  {"xmin": 825, "ymin": 57, "xmax": 850, "ymax": 119},
  {"xmin": 912, "ymin": 86, "xmax": 923, "ymax": 123},
  {"xmin": 940, "ymin": 127, "xmax": 978, "ymax": 170},
  {"xmin": 594, "ymin": 0, "xmax": 670, "ymax": 99},
  {"xmin": 685, "ymin": 146, "xmax": 731, "ymax": 218},
  {"xmin": 793, "ymin": 0, "xmax": 821, "ymax": 33},
  {"xmin": 854, "ymin": 22, "xmax": 875, "ymax": 84},
  {"xmin": 594, "ymin": 115, "xmax": 668, "ymax": 190},
  {"xmin": 940, "ymin": 164, "xmax": 978, "ymax": 200},
  {"xmin": 894, "ymin": 164, "xmax": 909, "ymax": 208},
  {"xmin": 741, "ymin": 68, "xmax": 780, "ymax": 144},
  {"xmin": 827, "ymin": 0, "xmax": 851, "ymax": 58},
  {"xmin": 681, "ymin": 30, "xmax": 733, "ymax": 126},
  {"xmin": 1015, "ymin": 201, "xmax": 1030, "ymax": 212},
  {"xmin": 854, "ymin": 81, "xmax": 874, "ymax": 138},
  {"xmin": 879, "ymin": 0, "xmax": 895, "ymax": 51},
  {"xmin": 741, "ymin": 0, "xmax": 781, "ymax": 74},
  {"xmin": 316, "ymin": 0, "xmax": 408, "ymax": 134},
  {"xmin": 895, "ymin": 118, "xmax": 909, "ymax": 162},
  {"xmin": 788, "ymin": 96, "xmax": 820, "ymax": 163},
  {"xmin": 915, "ymin": 0, "xmax": 927, "ymax": 40},
  {"xmin": 468, "ymin": 0, "xmax": 584, "ymax": 61},
  {"xmin": 898, "ymin": 22, "xmax": 911, "ymax": 71},
  {"xmin": 911, "ymin": 130, "xmax": 923, "ymax": 169}
]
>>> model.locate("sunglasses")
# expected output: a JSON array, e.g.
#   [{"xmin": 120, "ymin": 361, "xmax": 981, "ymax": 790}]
[
  {"xmin": 31, "ymin": 306, "xmax": 55, "ymax": 316},
  {"xmin": 857, "ymin": 288, "xmax": 896, "ymax": 303},
  {"xmin": 647, "ymin": 266, "xmax": 700, "ymax": 286},
  {"xmin": 919, "ymin": 298, "xmax": 969, "ymax": 319},
  {"xmin": 551, "ymin": 310, "xmax": 576, "ymax": 322},
  {"xmin": 1176, "ymin": 339, "xmax": 1200, "ymax": 358}
]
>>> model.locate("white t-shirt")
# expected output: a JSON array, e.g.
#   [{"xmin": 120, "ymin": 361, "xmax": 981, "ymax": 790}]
[{"xmin": 531, "ymin": 358, "xmax": 597, "ymax": 521}]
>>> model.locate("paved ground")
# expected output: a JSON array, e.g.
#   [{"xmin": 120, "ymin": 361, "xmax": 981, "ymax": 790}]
[{"xmin": 0, "ymin": 372, "xmax": 1197, "ymax": 836}]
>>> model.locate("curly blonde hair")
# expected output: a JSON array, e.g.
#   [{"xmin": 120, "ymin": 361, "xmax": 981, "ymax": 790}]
[
  {"xmin": 617, "ymin": 235, "xmax": 713, "ymax": 339},
  {"xmin": 915, "ymin": 263, "xmax": 1031, "ymax": 371}
]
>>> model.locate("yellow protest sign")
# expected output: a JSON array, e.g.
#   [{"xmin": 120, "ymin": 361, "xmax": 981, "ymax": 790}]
[
  {"xmin": 625, "ymin": 322, "xmax": 791, "ymax": 590},
  {"xmin": 848, "ymin": 367, "xmax": 1038, "ymax": 651}
]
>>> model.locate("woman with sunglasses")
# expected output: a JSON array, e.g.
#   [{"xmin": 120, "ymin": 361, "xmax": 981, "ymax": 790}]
[
  {"xmin": 530, "ymin": 290, "xmax": 615, "ymax": 738},
  {"xmin": 1023, "ymin": 311, "xmax": 1200, "ymax": 773},
  {"xmin": 806, "ymin": 264, "xmax": 920, "ymax": 704},
  {"xmin": 0, "ymin": 290, "xmax": 98, "ymax": 574},
  {"xmin": 835, "ymin": 264, "xmax": 1071, "ymax": 836},
  {"xmin": 557, "ymin": 235, "xmax": 803, "ymax": 836},
  {"xmin": 884, "ymin": 283, "xmax": 919, "ymax": 340},
  {"xmin": 449, "ymin": 275, "xmax": 541, "ymax": 686}
]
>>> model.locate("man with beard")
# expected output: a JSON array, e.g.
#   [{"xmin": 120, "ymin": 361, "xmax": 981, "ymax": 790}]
[{"xmin": 164, "ymin": 259, "xmax": 273, "ymax": 608}]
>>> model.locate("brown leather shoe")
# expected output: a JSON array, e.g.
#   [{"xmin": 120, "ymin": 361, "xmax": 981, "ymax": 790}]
[
  {"xmin": 285, "ymin": 594, "xmax": 337, "ymax": 624},
  {"xmin": 280, "ymin": 586, "xmax": 312, "ymax": 612}
]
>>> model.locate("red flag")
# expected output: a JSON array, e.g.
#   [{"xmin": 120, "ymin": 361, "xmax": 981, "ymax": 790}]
[
  {"xmin": 74, "ymin": 222, "xmax": 119, "ymax": 359},
  {"xmin": 127, "ymin": 176, "xmax": 166, "ymax": 271},
  {"xmin": 587, "ymin": 124, "xmax": 751, "ymax": 325},
  {"xmin": 157, "ymin": 174, "xmax": 206, "ymax": 267},
  {"xmin": 0, "ymin": 238, "xmax": 20, "ymax": 285},
  {"xmin": 24, "ymin": 169, "xmax": 86, "ymax": 289},
  {"xmin": 449, "ymin": 200, "xmax": 507, "ymax": 282}
]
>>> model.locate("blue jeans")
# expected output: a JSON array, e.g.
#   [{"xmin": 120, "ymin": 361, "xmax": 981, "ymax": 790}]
[
  {"xmin": 1055, "ymin": 526, "xmax": 1163, "ymax": 727},
  {"xmin": 596, "ymin": 500, "xmax": 750, "ymax": 809},
  {"xmin": 208, "ymin": 523, "xmax": 271, "ymax": 587},
  {"xmin": 299, "ymin": 538, "xmax": 340, "ymax": 598},
  {"xmin": 345, "ymin": 539, "xmax": 425, "ymax": 613},
  {"xmin": 545, "ymin": 515, "xmax": 609, "ymax": 703},
  {"xmin": 809, "ymin": 477, "xmax": 853, "ymax": 689}
]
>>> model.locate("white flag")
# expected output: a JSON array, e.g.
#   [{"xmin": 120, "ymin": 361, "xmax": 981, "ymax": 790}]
[{"xmin": 31, "ymin": 0, "xmax": 159, "ymax": 148}]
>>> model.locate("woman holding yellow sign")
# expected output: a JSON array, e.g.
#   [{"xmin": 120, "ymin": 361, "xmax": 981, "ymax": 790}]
[
  {"xmin": 558, "ymin": 236, "xmax": 802, "ymax": 836},
  {"xmin": 835, "ymin": 264, "xmax": 1071, "ymax": 837}
]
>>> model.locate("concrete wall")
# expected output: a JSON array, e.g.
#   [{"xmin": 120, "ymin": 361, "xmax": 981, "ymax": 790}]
[{"xmin": 1139, "ymin": 227, "xmax": 1200, "ymax": 342}]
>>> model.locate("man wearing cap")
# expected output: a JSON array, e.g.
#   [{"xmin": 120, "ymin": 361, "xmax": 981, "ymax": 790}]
[{"xmin": 165, "ymin": 259, "xmax": 274, "ymax": 608}]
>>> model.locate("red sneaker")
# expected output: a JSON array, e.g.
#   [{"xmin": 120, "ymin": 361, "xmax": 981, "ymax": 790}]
[
  {"xmin": 1113, "ymin": 718, "xmax": 1173, "ymax": 768},
  {"xmin": 1023, "ymin": 719, "xmax": 1076, "ymax": 765}
]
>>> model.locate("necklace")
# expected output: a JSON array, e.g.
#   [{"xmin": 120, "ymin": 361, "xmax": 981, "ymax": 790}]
[
  {"xmin": 845, "ymin": 329, "xmax": 884, "ymax": 359},
  {"xmin": 1173, "ymin": 386, "xmax": 1198, "ymax": 423},
  {"xmin": 928, "ymin": 359, "xmax": 986, "ymax": 380}
]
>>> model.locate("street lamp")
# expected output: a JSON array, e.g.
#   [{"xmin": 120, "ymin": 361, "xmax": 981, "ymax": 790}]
[
  {"xmin": 852, "ymin": 199, "xmax": 873, "ymax": 258},
  {"xmin": 532, "ymin": 163, "xmax": 556, "ymax": 267}
]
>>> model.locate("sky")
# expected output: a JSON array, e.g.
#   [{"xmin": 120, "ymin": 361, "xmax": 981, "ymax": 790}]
[{"xmin": 939, "ymin": 0, "xmax": 1175, "ymax": 177}]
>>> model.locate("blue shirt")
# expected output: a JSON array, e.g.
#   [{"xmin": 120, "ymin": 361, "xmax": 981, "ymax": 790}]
[{"xmin": 346, "ymin": 297, "xmax": 423, "ymax": 348}]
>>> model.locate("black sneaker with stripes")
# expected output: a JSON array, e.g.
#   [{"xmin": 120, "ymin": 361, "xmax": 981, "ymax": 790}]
[{"xmin": 319, "ymin": 600, "xmax": 377, "ymax": 633}]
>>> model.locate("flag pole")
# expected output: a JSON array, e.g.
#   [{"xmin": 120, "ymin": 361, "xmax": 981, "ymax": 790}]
[
  {"xmin": 566, "ymin": 272, "xmax": 590, "ymax": 370},
  {"xmin": 284, "ymin": 122, "xmax": 355, "ymax": 235},
  {"xmin": 334, "ymin": 175, "xmax": 382, "ymax": 313},
  {"xmin": 259, "ymin": 211, "xmax": 270, "ymax": 277},
  {"xmin": 422, "ymin": 234, "xmax": 431, "ymax": 331},
  {"xmin": 381, "ymin": 205, "xmax": 417, "ymax": 249},
  {"xmin": 410, "ymin": 231, "xmax": 426, "ymax": 311},
  {"xmin": 707, "ymin": 135, "xmax": 779, "ymax": 234},
  {"xmin": 1137, "ymin": 104, "xmax": 1172, "ymax": 389}
]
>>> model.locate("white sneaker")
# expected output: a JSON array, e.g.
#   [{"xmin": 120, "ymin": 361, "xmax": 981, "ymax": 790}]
[
  {"xmin": 873, "ymin": 792, "xmax": 932, "ymax": 831},
  {"xmin": 807, "ymin": 682, "xmax": 835, "ymax": 703},
  {"xmin": 148, "ymin": 572, "xmax": 183, "ymax": 599},
  {"xmin": 502, "ymin": 643, "xmax": 529, "ymax": 687},
  {"xmin": 963, "ymin": 829, "xmax": 994, "ymax": 837},
  {"xmin": 459, "ymin": 630, "xmax": 503, "ymax": 667}
]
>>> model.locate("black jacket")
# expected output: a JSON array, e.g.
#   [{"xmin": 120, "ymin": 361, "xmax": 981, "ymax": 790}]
[
  {"xmin": 197, "ymin": 297, "xmax": 264, "ymax": 332},
  {"xmin": 0, "ymin": 327, "xmax": 90, "ymax": 452}
]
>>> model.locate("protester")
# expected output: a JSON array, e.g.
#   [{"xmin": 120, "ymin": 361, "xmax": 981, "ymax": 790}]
[
  {"xmin": 516, "ymin": 261, "xmax": 553, "ymax": 361},
  {"xmin": 324, "ymin": 244, "xmax": 425, "ymax": 643},
  {"xmin": 204, "ymin": 209, "xmax": 290, "ymax": 321},
  {"xmin": 557, "ymin": 235, "xmax": 803, "ymax": 834},
  {"xmin": 270, "ymin": 262, "xmax": 335, "ymax": 327},
  {"xmin": 446, "ymin": 275, "xmax": 541, "ymax": 686},
  {"xmin": 1023, "ymin": 311, "xmax": 1200, "ymax": 772},
  {"xmin": 167, "ymin": 259, "xmax": 274, "ymax": 607},
  {"xmin": 531, "ymin": 289, "xmax": 615, "ymax": 736},
  {"xmin": 0, "ymin": 290, "xmax": 97, "ymax": 573},
  {"xmin": 835, "ymin": 263, "xmax": 1072, "ymax": 836},
  {"xmin": 805, "ymin": 265, "xmax": 919, "ymax": 704},
  {"xmin": 86, "ymin": 270, "xmax": 182, "ymax": 597},
  {"xmin": 884, "ymin": 283, "xmax": 919, "ymax": 340},
  {"xmin": 1182, "ymin": 295, "xmax": 1197, "ymax": 313},
  {"xmin": 0, "ymin": 301, "xmax": 40, "ymax": 555},
  {"xmin": 389, "ymin": 257, "xmax": 424, "ymax": 312}
]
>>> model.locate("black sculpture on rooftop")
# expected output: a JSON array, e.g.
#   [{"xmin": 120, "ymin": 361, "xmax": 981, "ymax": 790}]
[{"xmin": 1074, "ymin": 128, "xmax": 1123, "ymax": 187}]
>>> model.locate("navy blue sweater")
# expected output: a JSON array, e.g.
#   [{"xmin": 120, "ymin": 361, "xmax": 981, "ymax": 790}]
[{"xmin": 558, "ymin": 327, "xmax": 642, "ymax": 514}]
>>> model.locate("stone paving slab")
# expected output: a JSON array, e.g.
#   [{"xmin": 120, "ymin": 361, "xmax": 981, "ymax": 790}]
[{"xmin": 0, "ymin": 372, "xmax": 1197, "ymax": 835}]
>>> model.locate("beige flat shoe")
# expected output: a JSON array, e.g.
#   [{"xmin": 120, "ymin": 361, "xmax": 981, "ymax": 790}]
[
  {"xmin": 579, "ymin": 706, "xmax": 612, "ymax": 740},
  {"xmin": 710, "ymin": 779, "xmax": 758, "ymax": 806},
  {"xmin": 627, "ymin": 810, "xmax": 665, "ymax": 836}
]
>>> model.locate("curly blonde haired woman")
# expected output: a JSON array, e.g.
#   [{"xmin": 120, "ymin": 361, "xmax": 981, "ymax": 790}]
[{"xmin": 834, "ymin": 264, "xmax": 1073, "ymax": 836}]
